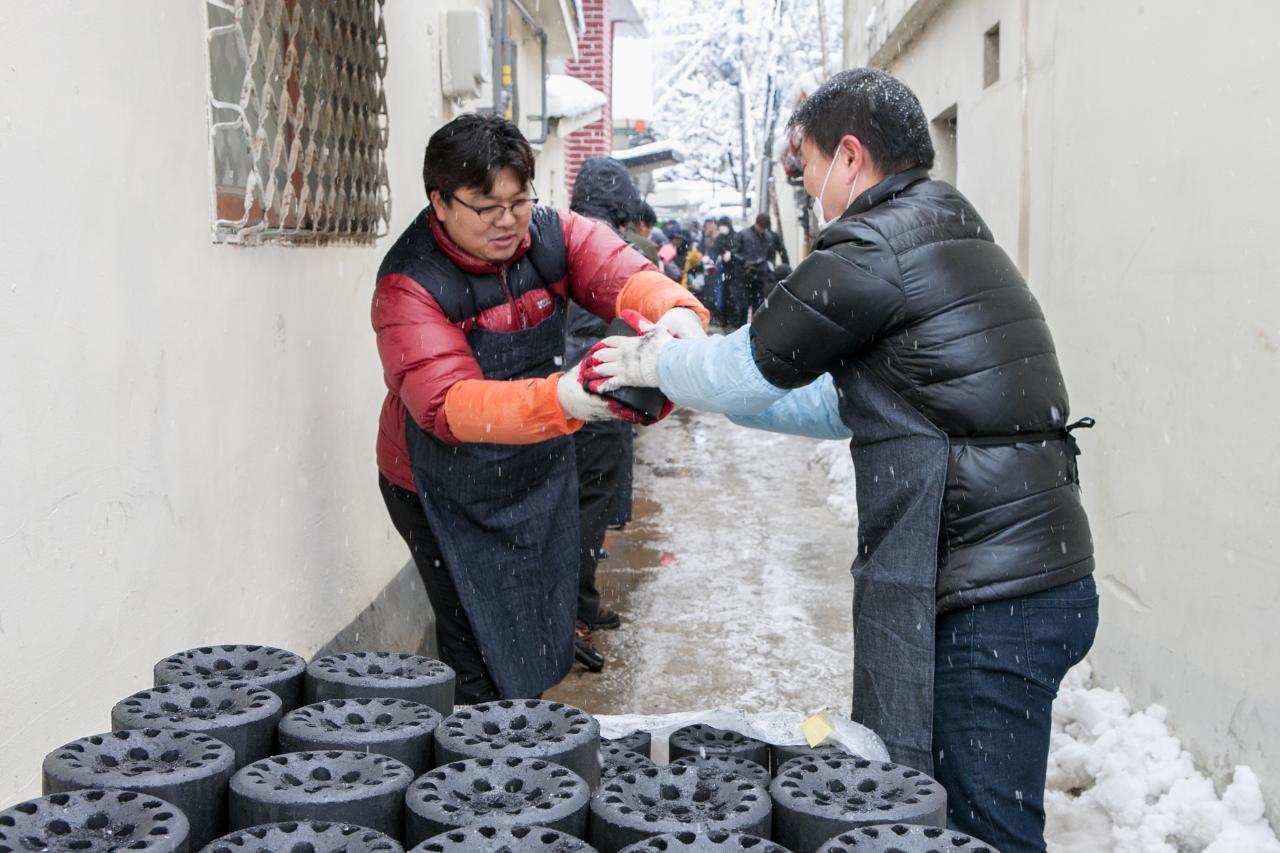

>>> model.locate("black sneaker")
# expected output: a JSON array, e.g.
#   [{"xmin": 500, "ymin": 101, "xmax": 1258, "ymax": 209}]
[
  {"xmin": 587, "ymin": 608, "xmax": 622, "ymax": 630},
  {"xmin": 574, "ymin": 621, "xmax": 605, "ymax": 672}
]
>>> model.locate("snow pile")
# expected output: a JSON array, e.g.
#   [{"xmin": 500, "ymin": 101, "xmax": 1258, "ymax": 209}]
[
  {"xmin": 1046, "ymin": 660, "xmax": 1280, "ymax": 852},
  {"xmin": 545, "ymin": 74, "xmax": 606, "ymax": 119},
  {"xmin": 812, "ymin": 441, "xmax": 856, "ymax": 522}
]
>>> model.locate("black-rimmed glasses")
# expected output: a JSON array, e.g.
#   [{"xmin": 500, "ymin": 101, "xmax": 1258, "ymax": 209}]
[{"xmin": 450, "ymin": 194, "xmax": 539, "ymax": 225}]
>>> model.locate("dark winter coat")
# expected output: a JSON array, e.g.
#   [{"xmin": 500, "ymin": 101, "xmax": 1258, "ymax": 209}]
[
  {"xmin": 566, "ymin": 158, "xmax": 646, "ymax": 364},
  {"xmin": 711, "ymin": 229, "xmax": 738, "ymax": 290},
  {"xmin": 712, "ymin": 229, "xmax": 736, "ymax": 264},
  {"xmin": 735, "ymin": 226, "xmax": 789, "ymax": 270},
  {"xmin": 751, "ymin": 167, "xmax": 1094, "ymax": 610}
]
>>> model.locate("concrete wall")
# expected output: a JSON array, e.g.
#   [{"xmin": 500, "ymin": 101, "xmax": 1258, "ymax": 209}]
[
  {"xmin": 0, "ymin": 0, "xmax": 571, "ymax": 804},
  {"xmin": 845, "ymin": 0, "xmax": 1280, "ymax": 814}
]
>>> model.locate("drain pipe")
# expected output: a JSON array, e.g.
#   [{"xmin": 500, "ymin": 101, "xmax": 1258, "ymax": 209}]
[
  {"xmin": 508, "ymin": 0, "xmax": 550, "ymax": 144},
  {"xmin": 491, "ymin": 0, "xmax": 508, "ymax": 118}
]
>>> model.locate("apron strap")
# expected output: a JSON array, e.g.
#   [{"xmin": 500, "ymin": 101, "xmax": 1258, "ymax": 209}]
[
  {"xmin": 950, "ymin": 417, "xmax": 1096, "ymax": 482},
  {"xmin": 949, "ymin": 417, "xmax": 1095, "ymax": 449}
]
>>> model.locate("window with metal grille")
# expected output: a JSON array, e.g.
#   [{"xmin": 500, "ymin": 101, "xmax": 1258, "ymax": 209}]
[{"xmin": 205, "ymin": 0, "xmax": 390, "ymax": 245}]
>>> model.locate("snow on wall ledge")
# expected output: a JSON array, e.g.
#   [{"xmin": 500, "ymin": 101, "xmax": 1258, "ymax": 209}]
[{"xmin": 546, "ymin": 73, "xmax": 607, "ymax": 119}]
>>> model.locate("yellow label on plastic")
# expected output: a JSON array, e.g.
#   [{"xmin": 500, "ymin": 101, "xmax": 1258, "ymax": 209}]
[{"xmin": 801, "ymin": 710, "xmax": 835, "ymax": 748}]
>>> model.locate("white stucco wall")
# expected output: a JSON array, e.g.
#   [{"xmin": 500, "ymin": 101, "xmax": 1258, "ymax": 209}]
[
  {"xmin": 0, "ymin": 0, "xmax": 560, "ymax": 804},
  {"xmin": 772, "ymin": 167, "xmax": 810, "ymax": 264},
  {"xmin": 845, "ymin": 0, "xmax": 1280, "ymax": 815}
]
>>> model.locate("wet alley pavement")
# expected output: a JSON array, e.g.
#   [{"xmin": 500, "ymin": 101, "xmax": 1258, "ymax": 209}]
[{"xmin": 546, "ymin": 408, "xmax": 856, "ymax": 717}]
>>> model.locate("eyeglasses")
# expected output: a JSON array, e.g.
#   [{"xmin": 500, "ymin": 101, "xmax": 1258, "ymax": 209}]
[{"xmin": 450, "ymin": 194, "xmax": 539, "ymax": 225}]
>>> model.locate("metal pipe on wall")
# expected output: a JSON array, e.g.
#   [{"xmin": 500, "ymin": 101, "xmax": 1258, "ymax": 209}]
[{"xmin": 499, "ymin": 0, "xmax": 550, "ymax": 144}]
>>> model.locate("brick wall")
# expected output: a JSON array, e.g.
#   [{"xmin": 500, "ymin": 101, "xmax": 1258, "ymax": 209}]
[{"xmin": 563, "ymin": 0, "xmax": 613, "ymax": 197}]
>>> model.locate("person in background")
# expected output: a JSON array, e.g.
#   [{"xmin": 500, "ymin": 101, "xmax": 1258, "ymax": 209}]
[
  {"xmin": 663, "ymin": 225, "xmax": 704, "ymax": 290},
  {"xmin": 679, "ymin": 231, "xmax": 705, "ymax": 291},
  {"xmin": 695, "ymin": 218, "xmax": 719, "ymax": 325},
  {"xmin": 701, "ymin": 218, "xmax": 717, "ymax": 247},
  {"xmin": 734, "ymin": 212, "xmax": 789, "ymax": 319},
  {"xmin": 564, "ymin": 158, "xmax": 701, "ymax": 671},
  {"xmin": 712, "ymin": 216, "xmax": 738, "ymax": 328},
  {"xmin": 373, "ymin": 121, "xmax": 708, "ymax": 700},
  {"xmin": 623, "ymin": 202, "xmax": 661, "ymax": 265},
  {"xmin": 657, "ymin": 240, "xmax": 678, "ymax": 277},
  {"xmin": 589, "ymin": 69, "xmax": 1096, "ymax": 853}
]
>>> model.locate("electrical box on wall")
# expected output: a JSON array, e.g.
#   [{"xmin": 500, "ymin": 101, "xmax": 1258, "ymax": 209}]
[{"xmin": 442, "ymin": 10, "xmax": 491, "ymax": 99}]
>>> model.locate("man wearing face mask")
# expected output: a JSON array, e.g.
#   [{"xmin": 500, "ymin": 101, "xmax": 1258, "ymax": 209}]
[{"xmin": 589, "ymin": 69, "xmax": 1097, "ymax": 853}]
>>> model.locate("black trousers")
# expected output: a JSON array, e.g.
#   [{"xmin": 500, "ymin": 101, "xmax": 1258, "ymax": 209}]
[
  {"xmin": 740, "ymin": 266, "xmax": 769, "ymax": 323},
  {"xmin": 608, "ymin": 423, "xmax": 634, "ymax": 528},
  {"xmin": 378, "ymin": 475, "xmax": 502, "ymax": 705},
  {"xmin": 573, "ymin": 421, "xmax": 626, "ymax": 622},
  {"xmin": 726, "ymin": 267, "xmax": 765, "ymax": 328}
]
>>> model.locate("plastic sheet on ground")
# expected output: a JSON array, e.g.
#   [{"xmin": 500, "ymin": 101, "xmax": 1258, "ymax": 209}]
[{"xmin": 596, "ymin": 707, "xmax": 889, "ymax": 765}]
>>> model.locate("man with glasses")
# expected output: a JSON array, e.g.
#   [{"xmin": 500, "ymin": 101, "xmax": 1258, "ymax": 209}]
[{"xmin": 372, "ymin": 114, "xmax": 707, "ymax": 704}]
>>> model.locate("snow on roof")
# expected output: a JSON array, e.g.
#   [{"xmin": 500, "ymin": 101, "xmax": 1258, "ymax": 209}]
[
  {"xmin": 611, "ymin": 139, "xmax": 687, "ymax": 172},
  {"xmin": 545, "ymin": 74, "xmax": 607, "ymax": 119},
  {"xmin": 613, "ymin": 139, "xmax": 685, "ymax": 160}
]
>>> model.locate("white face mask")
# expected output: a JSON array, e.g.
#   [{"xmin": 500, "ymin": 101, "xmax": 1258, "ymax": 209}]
[
  {"xmin": 814, "ymin": 153, "xmax": 860, "ymax": 231},
  {"xmin": 718, "ymin": 225, "xmax": 730, "ymax": 235}
]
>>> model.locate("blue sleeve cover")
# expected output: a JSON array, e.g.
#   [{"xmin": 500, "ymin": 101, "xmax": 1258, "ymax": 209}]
[
  {"xmin": 655, "ymin": 326, "xmax": 789, "ymax": 416},
  {"xmin": 727, "ymin": 373, "xmax": 852, "ymax": 440}
]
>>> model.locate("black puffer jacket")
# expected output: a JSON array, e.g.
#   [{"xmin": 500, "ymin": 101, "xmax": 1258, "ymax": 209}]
[
  {"xmin": 566, "ymin": 158, "xmax": 644, "ymax": 364},
  {"xmin": 752, "ymin": 167, "xmax": 1094, "ymax": 610}
]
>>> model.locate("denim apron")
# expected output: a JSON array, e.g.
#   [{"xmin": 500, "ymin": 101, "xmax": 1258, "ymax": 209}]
[
  {"xmin": 834, "ymin": 361, "xmax": 950, "ymax": 774},
  {"xmin": 405, "ymin": 299, "xmax": 578, "ymax": 699}
]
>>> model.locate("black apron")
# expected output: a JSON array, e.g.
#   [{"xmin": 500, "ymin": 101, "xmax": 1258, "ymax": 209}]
[
  {"xmin": 405, "ymin": 299, "xmax": 578, "ymax": 699},
  {"xmin": 834, "ymin": 362, "xmax": 950, "ymax": 774}
]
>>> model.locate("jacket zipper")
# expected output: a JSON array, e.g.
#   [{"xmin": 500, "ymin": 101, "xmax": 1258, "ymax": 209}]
[{"xmin": 497, "ymin": 266, "xmax": 529, "ymax": 330}]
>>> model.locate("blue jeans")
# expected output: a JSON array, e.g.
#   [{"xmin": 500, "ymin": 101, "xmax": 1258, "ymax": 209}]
[{"xmin": 933, "ymin": 576, "xmax": 1100, "ymax": 853}]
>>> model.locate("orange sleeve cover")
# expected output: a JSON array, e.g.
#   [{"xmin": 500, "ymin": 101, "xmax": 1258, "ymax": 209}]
[
  {"xmin": 441, "ymin": 375, "xmax": 583, "ymax": 444},
  {"xmin": 615, "ymin": 270, "xmax": 711, "ymax": 327}
]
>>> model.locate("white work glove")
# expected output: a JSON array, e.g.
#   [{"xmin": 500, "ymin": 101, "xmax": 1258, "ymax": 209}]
[
  {"xmin": 654, "ymin": 306, "xmax": 706, "ymax": 339},
  {"xmin": 591, "ymin": 328, "xmax": 673, "ymax": 392},
  {"xmin": 557, "ymin": 365, "xmax": 614, "ymax": 422}
]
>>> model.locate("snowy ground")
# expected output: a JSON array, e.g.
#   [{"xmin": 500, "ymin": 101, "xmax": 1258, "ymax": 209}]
[
  {"xmin": 813, "ymin": 442, "xmax": 1280, "ymax": 852},
  {"xmin": 549, "ymin": 408, "xmax": 856, "ymax": 716}
]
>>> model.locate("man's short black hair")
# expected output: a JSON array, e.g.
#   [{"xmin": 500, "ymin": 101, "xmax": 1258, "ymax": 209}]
[
  {"xmin": 755, "ymin": 213, "xmax": 771, "ymax": 229},
  {"xmin": 423, "ymin": 113, "xmax": 535, "ymax": 201},
  {"xmin": 787, "ymin": 68, "xmax": 934, "ymax": 173},
  {"xmin": 639, "ymin": 202, "xmax": 658, "ymax": 228}
]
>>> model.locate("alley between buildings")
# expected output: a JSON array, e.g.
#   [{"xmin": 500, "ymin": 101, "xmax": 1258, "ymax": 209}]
[{"xmin": 547, "ymin": 408, "xmax": 856, "ymax": 715}]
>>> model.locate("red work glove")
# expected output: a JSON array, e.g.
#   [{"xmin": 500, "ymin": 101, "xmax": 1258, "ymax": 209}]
[
  {"xmin": 617, "ymin": 309, "xmax": 653, "ymax": 334},
  {"xmin": 579, "ymin": 311, "xmax": 652, "ymax": 399},
  {"xmin": 578, "ymin": 311, "xmax": 675, "ymax": 425}
]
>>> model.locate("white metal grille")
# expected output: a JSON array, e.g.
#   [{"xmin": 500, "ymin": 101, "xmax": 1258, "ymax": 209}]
[{"xmin": 205, "ymin": 0, "xmax": 390, "ymax": 245}]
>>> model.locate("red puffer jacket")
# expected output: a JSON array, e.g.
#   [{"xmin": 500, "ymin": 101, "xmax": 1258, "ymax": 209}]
[{"xmin": 373, "ymin": 207, "xmax": 708, "ymax": 492}]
